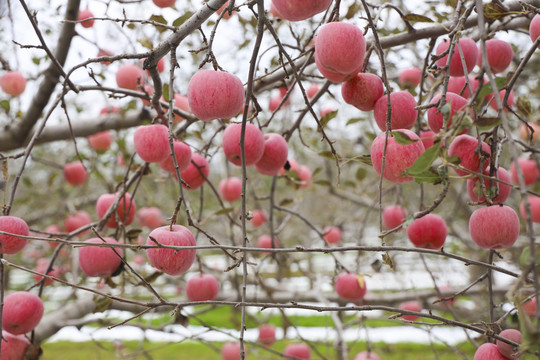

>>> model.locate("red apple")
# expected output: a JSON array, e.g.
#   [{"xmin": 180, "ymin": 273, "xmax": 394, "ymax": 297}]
[
  {"xmin": 520, "ymin": 196, "xmax": 540, "ymax": 223},
  {"xmin": 477, "ymin": 38, "xmax": 514, "ymax": 73},
  {"xmin": 133, "ymin": 124, "xmax": 170, "ymax": 163},
  {"xmin": 79, "ymin": 237, "xmax": 122, "ymax": 277},
  {"xmin": 258, "ymin": 324, "xmax": 276, "ymax": 346},
  {"xmin": 0, "ymin": 331, "xmax": 30, "ymax": 360},
  {"xmin": 221, "ymin": 342, "xmax": 246, "ymax": 360},
  {"xmin": 152, "ymin": 0, "xmax": 175, "ymax": 8},
  {"xmin": 322, "ymin": 226, "xmax": 342, "ymax": 245},
  {"xmin": 96, "ymin": 192, "xmax": 136, "ymax": 228},
  {"xmin": 217, "ymin": 1, "xmax": 236, "ymax": 19},
  {"xmin": 496, "ymin": 329, "xmax": 521, "ymax": 359},
  {"xmin": 158, "ymin": 140, "xmax": 192, "ymax": 173},
  {"xmin": 341, "ymin": 73, "xmax": 384, "ymax": 112},
  {"xmin": 297, "ymin": 165, "xmax": 312, "ymax": 189},
  {"xmin": 250, "ymin": 210, "xmax": 267, "ymax": 227},
  {"xmin": 78, "ymin": 8, "xmax": 94, "ymax": 28},
  {"xmin": 447, "ymin": 76, "xmax": 482, "ymax": 99},
  {"xmin": 523, "ymin": 297, "xmax": 537, "ymax": 316},
  {"xmin": 257, "ymin": 234, "xmax": 279, "ymax": 252},
  {"xmin": 447, "ymin": 134, "xmax": 491, "ymax": 176},
  {"xmin": 530, "ymin": 14, "xmax": 540, "ymax": 44},
  {"xmin": 116, "ymin": 64, "xmax": 145, "ymax": 91},
  {"xmin": 63, "ymin": 161, "xmax": 88, "ymax": 186},
  {"xmin": 398, "ymin": 300, "xmax": 422, "ymax": 321},
  {"xmin": 469, "ymin": 205, "xmax": 520, "ymax": 249},
  {"xmin": 34, "ymin": 258, "xmax": 60, "ymax": 286},
  {"xmin": 335, "ymin": 273, "xmax": 367, "ymax": 301},
  {"xmin": 271, "ymin": 0, "xmax": 332, "ymax": 21},
  {"xmin": 519, "ymin": 122, "xmax": 540, "ymax": 142},
  {"xmin": 186, "ymin": 273, "xmax": 219, "ymax": 301},
  {"xmin": 0, "ymin": 71, "xmax": 26, "ymax": 96},
  {"xmin": 97, "ymin": 49, "xmax": 113, "ymax": 65},
  {"xmin": 146, "ymin": 225, "xmax": 196, "ymax": 275},
  {"xmin": 382, "ymin": 205, "xmax": 408, "ymax": 230},
  {"xmin": 315, "ymin": 54, "xmax": 362, "ymax": 83},
  {"xmin": 219, "ymin": 177, "xmax": 243, "ymax": 202},
  {"xmin": 136, "ymin": 207, "xmax": 164, "ymax": 229},
  {"xmin": 222, "ymin": 123, "xmax": 265, "ymax": 166},
  {"xmin": 180, "ymin": 153, "xmax": 210, "ymax": 190},
  {"xmin": 467, "ymin": 167, "xmax": 511, "ymax": 203},
  {"xmin": 284, "ymin": 343, "xmax": 311, "ymax": 360},
  {"xmin": 407, "ymin": 214, "xmax": 447, "ymax": 249},
  {"xmin": 436, "ymin": 38, "xmax": 478, "ymax": 77},
  {"xmin": 354, "ymin": 351, "xmax": 381, "ymax": 360},
  {"xmin": 254, "ymin": 133, "xmax": 289, "ymax": 176},
  {"xmin": 0, "ymin": 216, "xmax": 29, "ymax": 254},
  {"xmin": 420, "ymin": 130, "xmax": 437, "ymax": 149},
  {"xmin": 64, "ymin": 210, "xmax": 92, "ymax": 235},
  {"xmin": 2, "ymin": 291, "xmax": 44, "ymax": 335},
  {"xmin": 398, "ymin": 67, "xmax": 422, "ymax": 88},
  {"xmin": 427, "ymin": 92, "xmax": 469, "ymax": 133},
  {"xmin": 373, "ymin": 91, "xmax": 418, "ymax": 131},
  {"xmin": 510, "ymin": 158, "xmax": 539, "ymax": 185},
  {"xmin": 88, "ymin": 131, "xmax": 113, "ymax": 151},
  {"xmin": 487, "ymin": 89, "xmax": 514, "ymax": 112},
  {"xmin": 306, "ymin": 83, "xmax": 319, "ymax": 99},
  {"xmin": 473, "ymin": 343, "xmax": 511, "ymax": 360}
]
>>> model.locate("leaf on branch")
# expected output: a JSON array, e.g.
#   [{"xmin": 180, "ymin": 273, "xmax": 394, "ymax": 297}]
[
  {"xmin": 138, "ymin": 37, "xmax": 154, "ymax": 50},
  {"xmin": 382, "ymin": 252, "xmax": 395, "ymax": 270},
  {"xmin": 173, "ymin": 12, "xmax": 193, "ymax": 27},
  {"xmin": 93, "ymin": 296, "xmax": 113, "ymax": 313},
  {"xmin": 279, "ymin": 198, "xmax": 294, "ymax": 207},
  {"xmin": 412, "ymin": 168, "xmax": 444, "ymax": 184},
  {"xmin": 162, "ymin": 83, "xmax": 170, "ymax": 102},
  {"xmin": 391, "ymin": 131, "xmax": 420, "ymax": 145},
  {"xmin": 0, "ymin": 100, "xmax": 10, "ymax": 112},
  {"xmin": 516, "ymin": 96, "xmax": 532, "ymax": 117},
  {"xmin": 446, "ymin": 154, "xmax": 461, "ymax": 165},
  {"xmin": 355, "ymin": 167, "xmax": 367, "ymax": 181},
  {"xmin": 476, "ymin": 77, "xmax": 507, "ymax": 100},
  {"xmin": 403, "ymin": 13, "xmax": 434, "ymax": 24},
  {"xmin": 406, "ymin": 141, "xmax": 442, "ymax": 175},
  {"xmin": 318, "ymin": 150, "xmax": 339, "ymax": 160},
  {"xmin": 474, "ymin": 117, "xmax": 501, "ymax": 131},
  {"xmin": 149, "ymin": 15, "xmax": 168, "ymax": 33},
  {"xmin": 481, "ymin": 3, "xmax": 507, "ymax": 22},
  {"xmin": 314, "ymin": 180, "xmax": 331, "ymax": 187},
  {"xmin": 345, "ymin": 3, "xmax": 362, "ymax": 19},
  {"xmin": 346, "ymin": 117, "xmax": 365, "ymax": 125},
  {"xmin": 320, "ymin": 110, "xmax": 338, "ymax": 129},
  {"xmin": 214, "ymin": 207, "xmax": 234, "ymax": 216}
]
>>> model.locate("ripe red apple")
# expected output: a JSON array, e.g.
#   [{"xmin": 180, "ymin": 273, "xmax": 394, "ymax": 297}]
[
  {"xmin": 420, "ymin": 130, "xmax": 437, "ymax": 149},
  {"xmin": 170, "ymin": 93, "xmax": 191, "ymax": 123},
  {"xmin": 297, "ymin": 165, "xmax": 312, "ymax": 189},
  {"xmin": 222, "ymin": 123, "xmax": 265, "ymax": 166},
  {"xmin": 341, "ymin": 73, "xmax": 384, "ymax": 112},
  {"xmin": 467, "ymin": 167, "xmax": 511, "ymax": 203},
  {"xmin": 354, "ymin": 351, "xmax": 381, "ymax": 360},
  {"xmin": 257, "ymin": 234, "xmax": 279, "ymax": 252},
  {"xmin": 79, "ymin": 237, "xmax": 122, "ymax": 277},
  {"xmin": 473, "ymin": 343, "xmax": 511, "ymax": 360},
  {"xmin": 0, "ymin": 71, "xmax": 26, "ymax": 96},
  {"xmin": 133, "ymin": 124, "xmax": 170, "ymax": 163},
  {"xmin": 520, "ymin": 196, "xmax": 540, "ymax": 223},
  {"xmin": 78, "ymin": 8, "xmax": 95, "ymax": 28},
  {"xmin": 398, "ymin": 300, "xmax": 422, "ymax": 321},
  {"xmin": 530, "ymin": 14, "xmax": 540, "ymax": 44},
  {"xmin": 97, "ymin": 49, "xmax": 113, "ymax": 65},
  {"xmin": 146, "ymin": 225, "xmax": 196, "ymax": 275},
  {"xmin": 187, "ymin": 70, "xmax": 245, "ymax": 121},
  {"xmin": 254, "ymin": 133, "xmax": 288, "ymax": 176},
  {"xmin": 180, "ymin": 153, "xmax": 210, "ymax": 189},
  {"xmin": 158, "ymin": 140, "xmax": 192, "ymax": 174},
  {"xmin": 140, "ymin": 57, "xmax": 165, "ymax": 74},
  {"xmin": 382, "ymin": 205, "xmax": 408, "ymax": 230},
  {"xmin": 370, "ymin": 129, "xmax": 425, "ymax": 183},
  {"xmin": 217, "ymin": 1, "xmax": 235, "ymax": 19},
  {"xmin": 373, "ymin": 91, "xmax": 418, "ymax": 131},
  {"xmin": 284, "ymin": 343, "xmax": 311, "ymax": 360},
  {"xmin": 88, "ymin": 131, "xmax": 113, "ymax": 151},
  {"xmin": 477, "ymin": 39, "xmax": 514, "ymax": 73},
  {"xmin": 407, "ymin": 214, "xmax": 447, "ymax": 249},
  {"xmin": 116, "ymin": 64, "xmax": 145, "ymax": 91},
  {"xmin": 219, "ymin": 177, "xmax": 243, "ymax": 202},
  {"xmin": 136, "ymin": 207, "xmax": 164, "ymax": 229},
  {"xmin": 487, "ymin": 89, "xmax": 514, "ymax": 111},
  {"xmin": 469, "ymin": 205, "xmax": 520, "ymax": 249},
  {"xmin": 271, "ymin": 0, "xmax": 332, "ymax": 21},
  {"xmin": 322, "ymin": 226, "xmax": 342, "ymax": 245},
  {"xmin": 523, "ymin": 297, "xmax": 537, "ymax": 316},
  {"xmin": 447, "ymin": 76, "xmax": 482, "ymax": 99},
  {"xmin": 306, "ymin": 83, "xmax": 319, "ymax": 99},
  {"xmin": 2, "ymin": 291, "xmax": 44, "ymax": 335},
  {"xmin": 100, "ymin": 106, "xmax": 120, "ymax": 116},
  {"xmin": 427, "ymin": 92, "xmax": 469, "ymax": 133},
  {"xmin": 447, "ymin": 134, "xmax": 491, "ymax": 176},
  {"xmin": 335, "ymin": 273, "xmax": 367, "ymax": 301},
  {"xmin": 496, "ymin": 329, "xmax": 521, "ymax": 359},
  {"xmin": 186, "ymin": 273, "xmax": 219, "ymax": 301},
  {"xmin": 258, "ymin": 324, "xmax": 276, "ymax": 346},
  {"xmin": 221, "ymin": 342, "xmax": 246, "ymax": 360},
  {"xmin": 398, "ymin": 67, "xmax": 422, "ymax": 88},
  {"xmin": 63, "ymin": 161, "xmax": 88, "ymax": 186},
  {"xmin": 510, "ymin": 158, "xmax": 539, "ymax": 185},
  {"xmin": 315, "ymin": 54, "xmax": 361, "ymax": 83},
  {"xmin": 34, "ymin": 258, "xmax": 60, "ymax": 286},
  {"xmin": 152, "ymin": 0, "xmax": 175, "ymax": 8},
  {"xmin": 0, "ymin": 216, "xmax": 29, "ymax": 254},
  {"xmin": 64, "ymin": 210, "xmax": 92, "ymax": 235},
  {"xmin": 436, "ymin": 38, "xmax": 478, "ymax": 77},
  {"xmin": 250, "ymin": 210, "xmax": 267, "ymax": 227},
  {"xmin": 315, "ymin": 22, "xmax": 365, "ymax": 81},
  {"xmin": 96, "ymin": 192, "xmax": 136, "ymax": 228},
  {"xmin": 0, "ymin": 331, "xmax": 30, "ymax": 359},
  {"xmin": 519, "ymin": 122, "xmax": 540, "ymax": 142}
]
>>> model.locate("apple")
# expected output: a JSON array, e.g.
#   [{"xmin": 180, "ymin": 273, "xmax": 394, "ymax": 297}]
[
  {"xmin": 116, "ymin": 64, "xmax": 145, "ymax": 91},
  {"xmin": 315, "ymin": 22, "xmax": 365, "ymax": 79},
  {"xmin": 510, "ymin": 158, "xmax": 539, "ymax": 185},
  {"xmin": 222, "ymin": 123, "xmax": 265, "ymax": 166},
  {"xmin": 487, "ymin": 89, "xmax": 514, "ymax": 111},
  {"xmin": 133, "ymin": 124, "xmax": 170, "ymax": 163},
  {"xmin": 0, "ymin": 216, "xmax": 29, "ymax": 254},
  {"xmin": 398, "ymin": 300, "xmax": 422, "ymax": 321},
  {"xmin": 322, "ymin": 226, "xmax": 342, "ymax": 245},
  {"xmin": 169, "ymin": 93, "xmax": 191, "ymax": 123},
  {"xmin": 436, "ymin": 38, "xmax": 478, "ymax": 77},
  {"xmin": 136, "ymin": 207, "xmax": 164, "ymax": 229},
  {"xmin": 217, "ymin": 1, "xmax": 235, "ymax": 19},
  {"xmin": 297, "ymin": 165, "xmax": 312, "ymax": 189},
  {"xmin": 523, "ymin": 297, "xmax": 537, "ymax": 316},
  {"xmin": 373, "ymin": 91, "xmax": 418, "ymax": 131},
  {"xmin": 0, "ymin": 71, "xmax": 26, "ymax": 96},
  {"xmin": 473, "ymin": 343, "xmax": 511, "ymax": 360},
  {"xmin": 477, "ymin": 38, "xmax": 514, "ymax": 73},
  {"xmin": 469, "ymin": 205, "xmax": 520, "ymax": 249},
  {"xmin": 335, "ymin": 273, "xmax": 367, "ymax": 301},
  {"xmin": 250, "ymin": 210, "xmax": 267, "ymax": 227},
  {"xmin": 180, "ymin": 153, "xmax": 210, "ymax": 190},
  {"xmin": 63, "ymin": 161, "xmax": 88, "ymax": 186},
  {"xmin": 186, "ymin": 273, "xmax": 219, "ymax": 301},
  {"xmin": 146, "ymin": 225, "xmax": 196, "ymax": 275},
  {"xmin": 0, "ymin": 331, "xmax": 30, "ymax": 359},
  {"xmin": 519, "ymin": 122, "xmax": 540, "ymax": 142},
  {"xmin": 219, "ymin": 177, "xmax": 243, "ymax": 202},
  {"xmin": 315, "ymin": 54, "xmax": 362, "ymax": 83},
  {"xmin": 341, "ymin": 73, "xmax": 384, "ymax": 112},
  {"xmin": 398, "ymin": 67, "xmax": 422, "ymax": 88},
  {"xmin": 407, "ymin": 214, "xmax": 447, "ymax": 249},
  {"xmin": 271, "ymin": 0, "xmax": 332, "ymax": 21},
  {"xmin": 258, "ymin": 324, "xmax": 276, "ymax": 346},
  {"xmin": 306, "ymin": 83, "xmax": 319, "ymax": 99},
  {"xmin": 427, "ymin": 92, "xmax": 469, "ymax": 133},
  {"xmin": 64, "ymin": 210, "xmax": 92, "ymax": 235},
  {"xmin": 284, "ymin": 343, "xmax": 311, "ymax": 360},
  {"xmin": 420, "ymin": 130, "xmax": 437, "ymax": 149},
  {"xmin": 354, "ymin": 351, "xmax": 381, "ymax": 360},
  {"xmin": 221, "ymin": 342, "xmax": 246, "ymax": 360},
  {"xmin": 257, "ymin": 234, "xmax": 279, "ymax": 252},
  {"xmin": 152, "ymin": 0, "xmax": 175, "ymax": 8},
  {"xmin": 140, "ymin": 57, "xmax": 165, "ymax": 74},
  {"xmin": 96, "ymin": 192, "xmax": 136, "ymax": 228},
  {"xmin": 100, "ymin": 106, "xmax": 120, "ymax": 116},
  {"xmin": 97, "ymin": 49, "xmax": 113, "ymax": 65},
  {"xmin": 88, "ymin": 131, "xmax": 113, "ymax": 151},
  {"xmin": 2, "ymin": 291, "xmax": 44, "ymax": 335},
  {"xmin": 79, "ymin": 237, "xmax": 122, "ymax": 277},
  {"xmin": 158, "ymin": 140, "xmax": 192, "ymax": 174},
  {"xmin": 382, "ymin": 205, "xmax": 408, "ymax": 230},
  {"xmin": 34, "ymin": 258, "xmax": 60, "ymax": 286},
  {"xmin": 519, "ymin": 196, "xmax": 540, "ymax": 223},
  {"xmin": 496, "ymin": 329, "xmax": 521, "ymax": 359},
  {"xmin": 187, "ymin": 69, "xmax": 245, "ymax": 121},
  {"xmin": 447, "ymin": 76, "xmax": 482, "ymax": 99},
  {"xmin": 78, "ymin": 8, "xmax": 94, "ymax": 28},
  {"xmin": 254, "ymin": 133, "xmax": 289, "ymax": 176},
  {"xmin": 447, "ymin": 134, "xmax": 491, "ymax": 176},
  {"xmin": 530, "ymin": 14, "xmax": 540, "ymax": 43},
  {"xmin": 467, "ymin": 167, "xmax": 511, "ymax": 203},
  {"xmin": 370, "ymin": 129, "xmax": 425, "ymax": 183}
]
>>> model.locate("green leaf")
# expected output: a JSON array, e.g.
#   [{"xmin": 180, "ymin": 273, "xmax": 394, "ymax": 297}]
[
  {"xmin": 279, "ymin": 198, "xmax": 294, "ymax": 207},
  {"xmin": 516, "ymin": 96, "xmax": 532, "ymax": 116},
  {"xmin": 476, "ymin": 77, "xmax": 507, "ymax": 100},
  {"xmin": 314, "ymin": 180, "xmax": 331, "ymax": 187},
  {"xmin": 320, "ymin": 110, "xmax": 338, "ymax": 128},
  {"xmin": 214, "ymin": 207, "xmax": 234, "ymax": 215},
  {"xmin": 137, "ymin": 37, "xmax": 153, "ymax": 50},
  {"xmin": 32, "ymin": 57, "xmax": 41, "ymax": 65},
  {"xmin": 173, "ymin": 12, "xmax": 193, "ymax": 27},
  {"xmin": 412, "ymin": 169, "xmax": 444, "ymax": 184},
  {"xmin": 474, "ymin": 116, "xmax": 501, "ymax": 131},
  {"xmin": 345, "ymin": 3, "xmax": 361, "ymax": 19},
  {"xmin": 355, "ymin": 167, "xmax": 367, "ymax": 181},
  {"xmin": 149, "ymin": 14, "xmax": 168, "ymax": 33},
  {"xmin": 406, "ymin": 141, "xmax": 442, "ymax": 175},
  {"xmin": 403, "ymin": 13, "xmax": 434, "ymax": 23},
  {"xmin": 346, "ymin": 117, "xmax": 365, "ymax": 125},
  {"xmin": 0, "ymin": 100, "xmax": 10, "ymax": 112},
  {"xmin": 446, "ymin": 154, "xmax": 461, "ymax": 165},
  {"xmin": 318, "ymin": 151, "xmax": 338, "ymax": 160},
  {"xmin": 162, "ymin": 83, "xmax": 170, "ymax": 102},
  {"xmin": 482, "ymin": 3, "xmax": 507, "ymax": 22},
  {"xmin": 391, "ymin": 131, "xmax": 419, "ymax": 145},
  {"xmin": 126, "ymin": 23, "xmax": 136, "ymax": 30}
]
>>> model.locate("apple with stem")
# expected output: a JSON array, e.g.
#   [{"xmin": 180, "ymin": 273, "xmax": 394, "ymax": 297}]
[
  {"xmin": 146, "ymin": 225, "xmax": 196, "ymax": 276},
  {"xmin": 407, "ymin": 214, "xmax": 447, "ymax": 250},
  {"xmin": 78, "ymin": 237, "xmax": 123, "ymax": 277},
  {"xmin": 186, "ymin": 273, "xmax": 219, "ymax": 301},
  {"xmin": 0, "ymin": 71, "xmax": 26, "ymax": 96},
  {"xmin": 0, "ymin": 216, "xmax": 29, "ymax": 254},
  {"xmin": 2, "ymin": 291, "xmax": 44, "ymax": 335}
]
